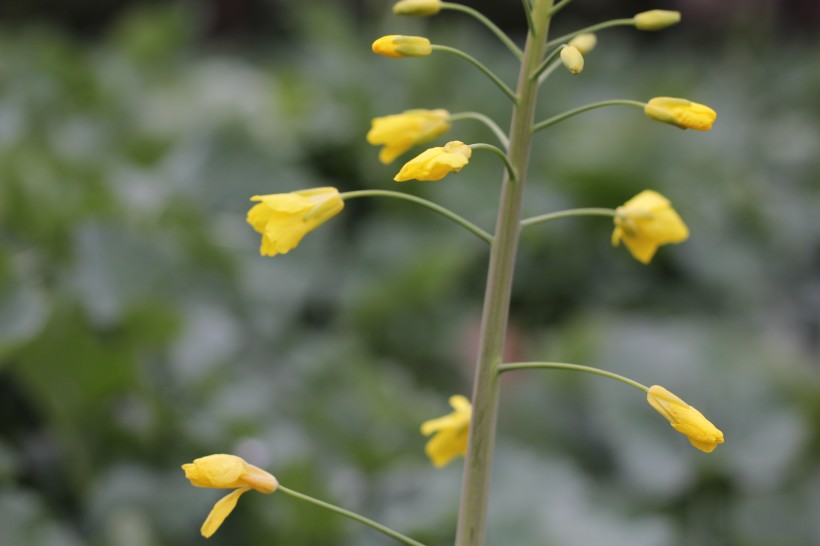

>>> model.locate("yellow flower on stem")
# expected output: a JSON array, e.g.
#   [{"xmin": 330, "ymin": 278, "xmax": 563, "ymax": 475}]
[
  {"xmin": 247, "ymin": 187, "xmax": 343, "ymax": 257},
  {"xmin": 647, "ymin": 386, "xmax": 725, "ymax": 453},
  {"xmin": 612, "ymin": 190, "xmax": 689, "ymax": 264},
  {"xmin": 367, "ymin": 109, "xmax": 451, "ymax": 164},
  {"xmin": 644, "ymin": 97, "xmax": 717, "ymax": 131},
  {"xmin": 372, "ymin": 35, "xmax": 432, "ymax": 58},
  {"xmin": 182, "ymin": 454, "xmax": 279, "ymax": 538},
  {"xmin": 394, "ymin": 141, "xmax": 472, "ymax": 182},
  {"xmin": 421, "ymin": 395, "xmax": 472, "ymax": 468},
  {"xmin": 393, "ymin": 0, "xmax": 441, "ymax": 16}
]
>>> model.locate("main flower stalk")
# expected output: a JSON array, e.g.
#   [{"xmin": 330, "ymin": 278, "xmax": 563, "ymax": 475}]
[{"xmin": 455, "ymin": 2, "xmax": 554, "ymax": 545}]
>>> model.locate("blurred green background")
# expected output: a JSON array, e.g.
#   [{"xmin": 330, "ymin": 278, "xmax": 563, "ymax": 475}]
[{"xmin": 1, "ymin": 1, "xmax": 818, "ymax": 545}]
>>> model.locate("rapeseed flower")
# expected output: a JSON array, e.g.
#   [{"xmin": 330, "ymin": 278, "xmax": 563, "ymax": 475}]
[
  {"xmin": 421, "ymin": 395, "xmax": 472, "ymax": 467},
  {"xmin": 647, "ymin": 386, "xmax": 725, "ymax": 453},
  {"xmin": 394, "ymin": 141, "xmax": 472, "ymax": 182},
  {"xmin": 644, "ymin": 97, "xmax": 717, "ymax": 131},
  {"xmin": 372, "ymin": 35, "xmax": 432, "ymax": 58},
  {"xmin": 393, "ymin": 0, "xmax": 441, "ymax": 16},
  {"xmin": 634, "ymin": 10, "xmax": 681, "ymax": 31},
  {"xmin": 612, "ymin": 190, "xmax": 688, "ymax": 264},
  {"xmin": 367, "ymin": 109, "xmax": 451, "ymax": 164}
]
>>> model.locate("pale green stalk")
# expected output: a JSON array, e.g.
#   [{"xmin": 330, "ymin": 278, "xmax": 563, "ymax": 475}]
[
  {"xmin": 548, "ymin": 0, "xmax": 573, "ymax": 17},
  {"xmin": 497, "ymin": 362, "xmax": 649, "ymax": 392},
  {"xmin": 341, "ymin": 190, "xmax": 493, "ymax": 245},
  {"xmin": 521, "ymin": 207, "xmax": 614, "ymax": 228},
  {"xmin": 431, "ymin": 45, "xmax": 518, "ymax": 103},
  {"xmin": 455, "ymin": 2, "xmax": 554, "ymax": 545},
  {"xmin": 277, "ymin": 485, "xmax": 427, "ymax": 546},
  {"xmin": 448, "ymin": 112, "xmax": 510, "ymax": 148},
  {"xmin": 441, "ymin": 2, "xmax": 523, "ymax": 59},
  {"xmin": 532, "ymin": 99, "xmax": 645, "ymax": 134},
  {"xmin": 469, "ymin": 143, "xmax": 518, "ymax": 179},
  {"xmin": 546, "ymin": 18, "xmax": 635, "ymax": 48}
]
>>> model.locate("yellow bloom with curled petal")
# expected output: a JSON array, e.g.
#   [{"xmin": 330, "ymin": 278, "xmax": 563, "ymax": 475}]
[
  {"xmin": 612, "ymin": 190, "xmax": 688, "ymax": 264},
  {"xmin": 182, "ymin": 454, "xmax": 279, "ymax": 538},
  {"xmin": 372, "ymin": 35, "xmax": 432, "ymax": 58},
  {"xmin": 393, "ymin": 0, "xmax": 441, "ymax": 16},
  {"xmin": 367, "ymin": 109, "xmax": 451, "ymax": 164},
  {"xmin": 394, "ymin": 141, "xmax": 472, "ymax": 182},
  {"xmin": 421, "ymin": 395, "xmax": 471, "ymax": 467},
  {"xmin": 644, "ymin": 97, "xmax": 717, "ymax": 131},
  {"xmin": 647, "ymin": 386, "xmax": 725, "ymax": 453},
  {"xmin": 247, "ymin": 187, "xmax": 343, "ymax": 257}
]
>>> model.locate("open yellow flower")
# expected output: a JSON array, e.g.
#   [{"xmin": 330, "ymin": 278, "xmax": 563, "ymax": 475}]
[
  {"xmin": 182, "ymin": 454, "xmax": 279, "ymax": 538},
  {"xmin": 420, "ymin": 395, "xmax": 471, "ymax": 467},
  {"xmin": 647, "ymin": 386, "xmax": 725, "ymax": 453},
  {"xmin": 367, "ymin": 109, "xmax": 451, "ymax": 164},
  {"xmin": 394, "ymin": 141, "xmax": 472, "ymax": 182},
  {"xmin": 372, "ymin": 35, "xmax": 432, "ymax": 58},
  {"xmin": 612, "ymin": 190, "xmax": 689, "ymax": 264},
  {"xmin": 644, "ymin": 97, "xmax": 717, "ymax": 131},
  {"xmin": 246, "ymin": 187, "xmax": 343, "ymax": 257}
]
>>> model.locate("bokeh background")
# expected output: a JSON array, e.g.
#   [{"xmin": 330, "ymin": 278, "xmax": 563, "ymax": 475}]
[{"xmin": 1, "ymin": 0, "xmax": 818, "ymax": 545}]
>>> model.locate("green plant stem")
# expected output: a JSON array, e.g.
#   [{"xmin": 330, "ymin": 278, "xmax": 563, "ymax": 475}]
[
  {"xmin": 548, "ymin": 0, "xmax": 573, "ymax": 16},
  {"xmin": 449, "ymin": 112, "xmax": 510, "ymax": 148},
  {"xmin": 497, "ymin": 362, "xmax": 649, "ymax": 392},
  {"xmin": 441, "ymin": 2, "xmax": 523, "ymax": 59},
  {"xmin": 341, "ymin": 190, "xmax": 493, "ymax": 245},
  {"xmin": 520, "ymin": 207, "xmax": 614, "ymax": 228},
  {"xmin": 521, "ymin": 0, "xmax": 536, "ymax": 35},
  {"xmin": 536, "ymin": 59, "xmax": 561, "ymax": 85},
  {"xmin": 532, "ymin": 99, "xmax": 645, "ymax": 134},
  {"xmin": 431, "ymin": 45, "xmax": 518, "ymax": 103},
  {"xmin": 545, "ymin": 18, "xmax": 635, "ymax": 49},
  {"xmin": 530, "ymin": 44, "xmax": 566, "ymax": 80},
  {"xmin": 455, "ymin": 2, "xmax": 554, "ymax": 545},
  {"xmin": 277, "ymin": 485, "xmax": 427, "ymax": 546},
  {"xmin": 469, "ymin": 143, "xmax": 517, "ymax": 180}
]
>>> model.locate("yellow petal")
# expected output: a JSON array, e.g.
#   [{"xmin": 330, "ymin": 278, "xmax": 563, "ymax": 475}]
[
  {"xmin": 420, "ymin": 394, "xmax": 471, "ymax": 467},
  {"xmin": 183, "ymin": 454, "xmax": 247, "ymax": 488},
  {"xmin": 367, "ymin": 109, "xmax": 450, "ymax": 164},
  {"xmin": 394, "ymin": 141, "xmax": 471, "ymax": 182},
  {"xmin": 612, "ymin": 190, "xmax": 688, "ymax": 264},
  {"xmin": 200, "ymin": 488, "xmax": 248, "ymax": 538},
  {"xmin": 647, "ymin": 385, "xmax": 724, "ymax": 453}
]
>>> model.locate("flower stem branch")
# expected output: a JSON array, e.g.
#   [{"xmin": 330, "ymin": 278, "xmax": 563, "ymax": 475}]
[
  {"xmin": 441, "ymin": 2, "xmax": 523, "ymax": 59},
  {"xmin": 521, "ymin": 0, "xmax": 536, "ymax": 37},
  {"xmin": 469, "ymin": 143, "xmax": 518, "ymax": 180},
  {"xmin": 449, "ymin": 111, "xmax": 510, "ymax": 149},
  {"xmin": 341, "ymin": 190, "xmax": 493, "ymax": 245},
  {"xmin": 530, "ymin": 44, "xmax": 566, "ymax": 81},
  {"xmin": 548, "ymin": 0, "xmax": 574, "ymax": 17},
  {"xmin": 546, "ymin": 18, "xmax": 635, "ymax": 49},
  {"xmin": 497, "ymin": 362, "xmax": 649, "ymax": 392},
  {"xmin": 520, "ymin": 207, "xmax": 614, "ymax": 228},
  {"xmin": 277, "ymin": 485, "xmax": 428, "ymax": 546},
  {"xmin": 431, "ymin": 45, "xmax": 519, "ymax": 103},
  {"xmin": 531, "ymin": 99, "xmax": 645, "ymax": 134}
]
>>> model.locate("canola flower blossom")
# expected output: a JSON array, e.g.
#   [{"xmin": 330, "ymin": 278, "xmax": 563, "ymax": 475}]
[
  {"xmin": 647, "ymin": 385, "xmax": 725, "ymax": 453},
  {"xmin": 247, "ymin": 187, "xmax": 343, "ymax": 257},
  {"xmin": 182, "ymin": 454, "xmax": 279, "ymax": 538},
  {"xmin": 421, "ymin": 395, "xmax": 472, "ymax": 467},
  {"xmin": 367, "ymin": 109, "xmax": 451, "ymax": 164},
  {"xmin": 611, "ymin": 189, "xmax": 689, "ymax": 264},
  {"xmin": 394, "ymin": 141, "xmax": 472, "ymax": 182},
  {"xmin": 372, "ymin": 35, "xmax": 432, "ymax": 58},
  {"xmin": 644, "ymin": 97, "xmax": 717, "ymax": 131}
]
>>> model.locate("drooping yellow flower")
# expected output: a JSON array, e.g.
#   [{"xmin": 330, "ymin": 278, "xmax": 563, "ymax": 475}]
[
  {"xmin": 644, "ymin": 97, "xmax": 717, "ymax": 131},
  {"xmin": 560, "ymin": 45, "xmax": 584, "ymax": 74},
  {"xmin": 393, "ymin": 0, "xmax": 441, "ymax": 16},
  {"xmin": 367, "ymin": 109, "xmax": 451, "ymax": 164},
  {"xmin": 647, "ymin": 386, "xmax": 725, "ymax": 453},
  {"xmin": 611, "ymin": 190, "xmax": 689, "ymax": 264},
  {"xmin": 568, "ymin": 33, "xmax": 597, "ymax": 55},
  {"xmin": 372, "ymin": 35, "xmax": 432, "ymax": 58},
  {"xmin": 634, "ymin": 10, "xmax": 681, "ymax": 31},
  {"xmin": 246, "ymin": 187, "xmax": 343, "ymax": 257},
  {"xmin": 182, "ymin": 454, "xmax": 279, "ymax": 538},
  {"xmin": 394, "ymin": 141, "xmax": 472, "ymax": 182},
  {"xmin": 421, "ymin": 395, "xmax": 472, "ymax": 467}
]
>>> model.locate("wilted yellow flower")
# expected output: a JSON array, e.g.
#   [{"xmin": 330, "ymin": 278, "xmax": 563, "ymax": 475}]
[
  {"xmin": 612, "ymin": 190, "xmax": 689, "ymax": 264},
  {"xmin": 568, "ymin": 33, "xmax": 597, "ymax": 55},
  {"xmin": 372, "ymin": 35, "xmax": 432, "ymax": 58},
  {"xmin": 421, "ymin": 395, "xmax": 472, "ymax": 467},
  {"xmin": 367, "ymin": 109, "xmax": 451, "ymax": 164},
  {"xmin": 394, "ymin": 141, "xmax": 472, "ymax": 182},
  {"xmin": 647, "ymin": 386, "xmax": 725, "ymax": 453},
  {"xmin": 182, "ymin": 454, "xmax": 279, "ymax": 538},
  {"xmin": 560, "ymin": 45, "xmax": 584, "ymax": 74},
  {"xmin": 644, "ymin": 97, "xmax": 717, "ymax": 131},
  {"xmin": 393, "ymin": 0, "xmax": 441, "ymax": 16},
  {"xmin": 634, "ymin": 9, "xmax": 681, "ymax": 31},
  {"xmin": 247, "ymin": 187, "xmax": 343, "ymax": 257}
]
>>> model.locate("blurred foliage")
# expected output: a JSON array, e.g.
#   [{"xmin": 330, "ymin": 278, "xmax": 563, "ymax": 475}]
[{"xmin": 0, "ymin": 2, "xmax": 819, "ymax": 546}]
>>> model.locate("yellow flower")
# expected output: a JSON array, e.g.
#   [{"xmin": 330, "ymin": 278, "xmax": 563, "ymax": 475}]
[
  {"xmin": 560, "ymin": 45, "xmax": 584, "ymax": 74},
  {"xmin": 372, "ymin": 35, "xmax": 432, "ymax": 58},
  {"xmin": 420, "ymin": 395, "xmax": 471, "ymax": 467},
  {"xmin": 568, "ymin": 33, "xmax": 597, "ymax": 55},
  {"xmin": 612, "ymin": 190, "xmax": 689, "ymax": 264},
  {"xmin": 246, "ymin": 187, "xmax": 343, "ymax": 257},
  {"xmin": 647, "ymin": 386, "xmax": 725, "ymax": 453},
  {"xmin": 394, "ymin": 141, "xmax": 472, "ymax": 182},
  {"xmin": 393, "ymin": 0, "xmax": 441, "ymax": 16},
  {"xmin": 634, "ymin": 10, "xmax": 681, "ymax": 31},
  {"xmin": 367, "ymin": 109, "xmax": 451, "ymax": 164},
  {"xmin": 644, "ymin": 97, "xmax": 717, "ymax": 131},
  {"xmin": 182, "ymin": 454, "xmax": 279, "ymax": 538}
]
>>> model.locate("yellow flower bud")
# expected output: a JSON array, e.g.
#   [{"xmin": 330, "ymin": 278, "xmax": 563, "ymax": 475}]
[
  {"xmin": 394, "ymin": 141, "xmax": 472, "ymax": 182},
  {"xmin": 420, "ymin": 395, "xmax": 471, "ymax": 467},
  {"xmin": 611, "ymin": 190, "xmax": 688, "ymax": 264},
  {"xmin": 393, "ymin": 0, "xmax": 441, "ymax": 16},
  {"xmin": 560, "ymin": 45, "xmax": 584, "ymax": 75},
  {"xmin": 367, "ymin": 109, "xmax": 451, "ymax": 164},
  {"xmin": 372, "ymin": 35, "xmax": 432, "ymax": 58},
  {"xmin": 634, "ymin": 10, "xmax": 681, "ymax": 31},
  {"xmin": 647, "ymin": 386, "xmax": 725, "ymax": 453},
  {"xmin": 644, "ymin": 97, "xmax": 717, "ymax": 131},
  {"xmin": 568, "ymin": 33, "xmax": 597, "ymax": 55}
]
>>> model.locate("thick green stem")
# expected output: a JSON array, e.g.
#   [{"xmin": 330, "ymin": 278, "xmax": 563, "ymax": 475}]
[
  {"xmin": 441, "ymin": 2, "xmax": 523, "ymax": 59},
  {"xmin": 431, "ymin": 45, "xmax": 518, "ymax": 103},
  {"xmin": 277, "ymin": 485, "xmax": 427, "ymax": 546},
  {"xmin": 497, "ymin": 362, "xmax": 649, "ymax": 392},
  {"xmin": 532, "ymin": 99, "xmax": 645, "ymax": 134},
  {"xmin": 454, "ymin": 2, "xmax": 553, "ymax": 546},
  {"xmin": 520, "ymin": 207, "xmax": 614, "ymax": 228}
]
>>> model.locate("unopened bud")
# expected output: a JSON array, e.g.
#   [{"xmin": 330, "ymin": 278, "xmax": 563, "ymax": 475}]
[
  {"xmin": 393, "ymin": 0, "xmax": 441, "ymax": 16},
  {"xmin": 372, "ymin": 35, "xmax": 432, "ymax": 58},
  {"xmin": 560, "ymin": 46, "xmax": 584, "ymax": 75},
  {"xmin": 634, "ymin": 10, "xmax": 681, "ymax": 31}
]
